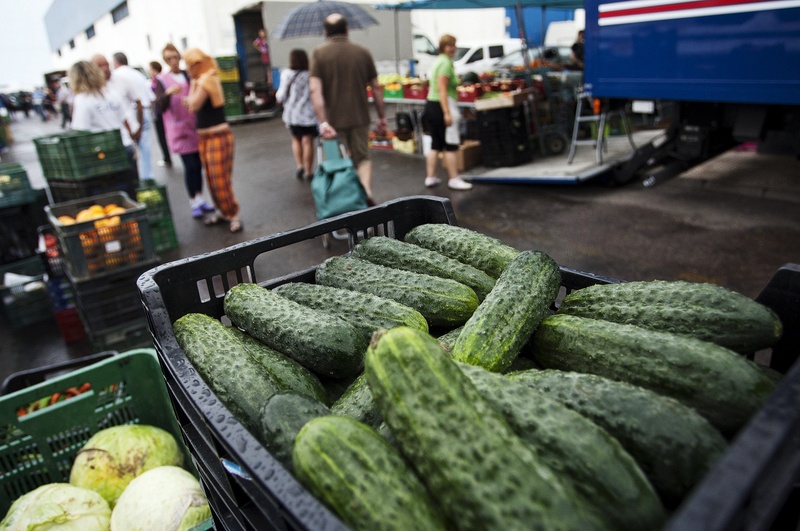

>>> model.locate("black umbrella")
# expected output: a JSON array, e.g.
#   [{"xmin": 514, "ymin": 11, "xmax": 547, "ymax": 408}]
[{"xmin": 272, "ymin": 0, "xmax": 380, "ymax": 40}]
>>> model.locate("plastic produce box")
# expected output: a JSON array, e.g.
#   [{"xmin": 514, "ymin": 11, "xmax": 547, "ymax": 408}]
[
  {"xmin": 33, "ymin": 130, "xmax": 130, "ymax": 181},
  {"xmin": 44, "ymin": 192, "xmax": 155, "ymax": 281},
  {"xmin": 136, "ymin": 196, "xmax": 800, "ymax": 531},
  {"xmin": 0, "ymin": 163, "xmax": 37, "ymax": 210},
  {"xmin": 135, "ymin": 179, "xmax": 173, "ymax": 222},
  {"xmin": 0, "ymin": 349, "xmax": 193, "ymax": 516},
  {"xmin": 47, "ymin": 169, "xmax": 138, "ymax": 204},
  {"xmin": 0, "ymin": 255, "xmax": 52, "ymax": 328}
]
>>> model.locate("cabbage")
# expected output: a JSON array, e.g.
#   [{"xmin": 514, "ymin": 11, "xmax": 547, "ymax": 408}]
[
  {"xmin": 70, "ymin": 425, "xmax": 183, "ymax": 507},
  {"xmin": 0, "ymin": 482, "xmax": 111, "ymax": 530},
  {"xmin": 110, "ymin": 466, "xmax": 211, "ymax": 531}
]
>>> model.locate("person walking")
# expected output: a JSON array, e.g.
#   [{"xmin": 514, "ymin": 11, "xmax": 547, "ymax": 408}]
[
  {"xmin": 155, "ymin": 44, "xmax": 215, "ymax": 218},
  {"xmin": 55, "ymin": 81, "xmax": 73, "ymax": 129},
  {"xmin": 31, "ymin": 87, "xmax": 47, "ymax": 122},
  {"xmin": 423, "ymin": 34, "xmax": 472, "ymax": 191},
  {"xmin": 276, "ymin": 49, "xmax": 318, "ymax": 181},
  {"xmin": 148, "ymin": 60, "xmax": 172, "ymax": 168},
  {"xmin": 183, "ymin": 47, "xmax": 242, "ymax": 233},
  {"xmin": 68, "ymin": 60, "xmax": 138, "ymax": 174},
  {"xmin": 309, "ymin": 13, "xmax": 386, "ymax": 206}
]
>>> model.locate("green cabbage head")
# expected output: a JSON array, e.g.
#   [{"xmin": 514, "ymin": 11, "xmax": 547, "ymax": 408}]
[
  {"xmin": 70, "ymin": 425, "xmax": 183, "ymax": 507},
  {"xmin": 110, "ymin": 466, "xmax": 211, "ymax": 531},
  {"xmin": 0, "ymin": 482, "xmax": 111, "ymax": 530}
]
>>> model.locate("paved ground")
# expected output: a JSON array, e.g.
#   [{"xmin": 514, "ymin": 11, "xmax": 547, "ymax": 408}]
[{"xmin": 1, "ymin": 109, "xmax": 799, "ymax": 384}]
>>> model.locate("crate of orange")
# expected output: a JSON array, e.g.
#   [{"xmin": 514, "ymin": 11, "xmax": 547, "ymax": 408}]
[{"xmin": 44, "ymin": 192, "xmax": 155, "ymax": 281}]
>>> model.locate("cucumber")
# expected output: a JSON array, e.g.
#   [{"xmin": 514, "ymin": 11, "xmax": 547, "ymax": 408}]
[
  {"xmin": 273, "ymin": 281, "xmax": 428, "ymax": 341},
  {"xmin": 404, "ymin": 223, "xmax": 520, "ymax": 278},
  {"xmin": 330, "ymin": 373, "xmax": 382, "ymax": 430},
  {"xmin": 173, "ymin": 313, "xmax": 279, "ymax": 436},
  {"xmin": 365, "ymin": 326, "xmax": 606, "ymax": 530},
  {"xmin": 436, "ymin": 326, "xmax": 463, "ymax": 353},
  {"xmin": 507, "ymin": 369, "xmax": 728, "ymax": 506},
  {"xmin": 293, "ymin": 415, "xmax": 447, "ymax": 530},
  {"xmin": 532, "ymin": 314, "xmax": 777, "ymax": 435},
  {"xmin": 258, "ymin": 392, "xmax": 330, "ymax": 471},
  {"xmin": 230, "ymin": 327, "xmax": 328, "ymax": 405},
  {"xmin": 557, "ymin": 280, "xmax": 783, "ymax": 353},
  {"xmin": 351, "ymin": 236, "xmax": 496, "ymax": 300},
  {"xmin": 452, "ymin": 251, "xmax": 561, "ymax": 372},
  {"xmin": 459, "ymin": 362, "xmax": 665, "ymax": 530},
  {"xmin": 315, "ymin": 256, "xmax": 478, "ymax": 327},
  {"xmin": 223, "ymin": 283, "xmax": 367, "ymax": 378}
]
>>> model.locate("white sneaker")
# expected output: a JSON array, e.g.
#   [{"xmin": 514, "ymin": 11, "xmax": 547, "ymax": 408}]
[
  {"xmin": 424, "ymin": 176, "xmax": 441, "ymax": 187},
  {"xmin": 448, "ymin": 177, "xmax": 473, "ymax": 190}
]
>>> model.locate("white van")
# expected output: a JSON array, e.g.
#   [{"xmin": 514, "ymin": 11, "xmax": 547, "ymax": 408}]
[{"xmin": 453, "ymin": 39, "xmax": 523, "ymax": 76}]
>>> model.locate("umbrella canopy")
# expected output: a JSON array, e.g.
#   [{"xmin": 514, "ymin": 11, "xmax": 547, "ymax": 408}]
[
  {"xmin": 377, "ymin": 0, "xmax": 582, "ymax": 9},
  {"xmin": 273, "ymin": 0, "xmax": 380, "ymax": 40}
]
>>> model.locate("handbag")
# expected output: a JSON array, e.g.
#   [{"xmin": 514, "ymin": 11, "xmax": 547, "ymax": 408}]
[{"xmin": 311, "ymin": 140, "xmax": 368, "ymax": 220}]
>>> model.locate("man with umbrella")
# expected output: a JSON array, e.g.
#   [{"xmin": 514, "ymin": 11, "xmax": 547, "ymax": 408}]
[{"xmin": 309, "ymin": 13, "xmax": 386, "ymax": 206}]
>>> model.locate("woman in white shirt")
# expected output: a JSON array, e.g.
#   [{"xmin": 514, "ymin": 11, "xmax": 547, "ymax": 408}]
[
  {"xmin": 275, "ymin": 49, "xmax": 318, "ymax": 180},
  {"xmin": 69, "ymin": 60, "xmax": 137, "ymax": 174}
]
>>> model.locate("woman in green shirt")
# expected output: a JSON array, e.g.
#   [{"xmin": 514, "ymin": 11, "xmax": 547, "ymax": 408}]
[{"xmin": 423, "ymin": 34, "xmax": 473, "ymax": 190}]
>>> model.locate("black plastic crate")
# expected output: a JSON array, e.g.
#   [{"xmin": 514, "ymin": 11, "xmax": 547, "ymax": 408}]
[
  {"xmin": 44, "ymin": 192, "xmax": 155, "ymax": 280},
  {"xmin": 0, "ymin": 163, "xmax": 37, "ymax": 209},
  {"xmin": 477, "ymin": 107, "xmax": 533, "ymax": 167},
  {"xmin": 137, "ymin": 196, "xmax": 800, "ymax": 531},
  {"xmin": 33, "ymin": 130, "xmax": 130, "ymax": 180},
  {"xmin": 87, "ymin": 318, "xmax": 152, "ymax": 352},
  {"xmin": 47, "ymin": 169, "xmax": 138, "ymax": 204},
  {"xmin": 69, "ymin": 260, "xmax": 157, "ymax": 335},
  {"xmin": 0, "ymin": 201, "xmax": 43, "ymax": 266},
  {"xmin": 0, "ymin": 256, "xmax": 53, "ymax": 328}
]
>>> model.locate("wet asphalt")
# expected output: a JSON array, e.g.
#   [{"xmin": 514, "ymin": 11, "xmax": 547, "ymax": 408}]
[{"xmin": 1, "ymin": 108, "xmax": 799, "ymax": 382}]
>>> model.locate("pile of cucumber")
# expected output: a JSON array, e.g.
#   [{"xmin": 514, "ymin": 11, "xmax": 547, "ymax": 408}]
[{"xmin": 173, "ymin": 223, "xmax": 783, "ymax": 530}]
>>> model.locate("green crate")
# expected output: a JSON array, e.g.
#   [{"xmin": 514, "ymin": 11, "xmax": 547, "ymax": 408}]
[
  {"xmin": 33, "ymin": 130, "xmax": 131, "ymax": 181},
  {"xmin": 0, "ymin": 349, "xmax": 191, "ymax": 515},
  {"xmin": 224, "ymin": 102, "xmax": 245, "ymax": 117},
  {"xmin": 0, "ymin": 163, "xmax": 37, "ymax": 210},
  {"xmin": 149, "ymin": 217, "xmax": 179, "ymax": 253},
  {"xmin": 215, "ymin": 56, "xmax": 238, "ymax": 70},
  {"xmin": 135, "ymin": 179, "xmax": 172, "ymax": 221},
  {"xmin": 0, "ymin": 256, "xmax": 52, "ymax": 328},
  {"xmin": 44, "ymin": 192, "xmax": 155, "ymax": 281}
]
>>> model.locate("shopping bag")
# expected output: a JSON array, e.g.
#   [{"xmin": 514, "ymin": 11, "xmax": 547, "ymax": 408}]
[{"xmin": 310, "ymin": 155, "xmax": 368, "ymax": 220}]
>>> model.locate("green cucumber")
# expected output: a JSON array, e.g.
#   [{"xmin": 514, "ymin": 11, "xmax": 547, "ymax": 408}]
[
  {"xmin": 404, "ymin": 223, "xmax": 520, "ymax": 278},
  {"xmin": 258, "ymin": 392, "xmax": 330, "ymax": 471},
  {"xmin": 436, "ymin": 326, "xmax": 463, "ymax": 353},
  {"xmin": 452, "ymin": 251, "xmax": 561, "ymax": 372},
  {"xmin": 273, "ymin": 281, "xmax": 428, "ymax": 341},
  {"xmin": 223, "ymin": 283, "xmax": 367, "ymax": 378},
  {"xmin": 330, "ymin": 373, "xmax": 382, "ymax": 430},
  {"xmin": 293, "ymin": 415, "xmax": 447, "ymax": 530},
  {"xmin": 507, "ymin": 369, "xmax": 728, "ymax": 506},
  {"xmin": 173, "ymin": 313, "xmax": 280, "ymax": 436},
  {"xmin": 557, "ymin": 280, "xmax": 783, "ymax": 352},
  {"xmin": 315, "ymin": 256, "xmax": 478, "ymax": 326},
  {"xmin": 230, "ymin": 327, "xmax": 328, "ymax": 405},
  {"xmin": 459, "ymin": 362, "xmax": 665, "ymax": 530},
  {"xmin": 365, "ymin": 326, "xmax": 605, "ymax": 530},
  {"xmin": 351, "ymin": 236, "xmax": 496, "ymax": 300},
  {"xmin": 532, "ymin": 314, "xmax": 777, "ymax": 435}
]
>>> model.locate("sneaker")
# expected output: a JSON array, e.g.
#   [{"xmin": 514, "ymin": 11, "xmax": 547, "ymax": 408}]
[
  {"xmin": 157, "ymin": 160, "xmax": 172, "ymax": 167},
  {"xmin": 424, "ymin": 176, "xmax": 441, "ymax": 187},
  {"xmin": 200, "ymin": 202, "xmax": 216, "ymax": 213},
  {"xmin": 448, "ymin": 177, "xmax": 473, "ymax": 190},
  {"xmin": 191, "ymin": 205, "xmax": 203, "ymax": 218}
]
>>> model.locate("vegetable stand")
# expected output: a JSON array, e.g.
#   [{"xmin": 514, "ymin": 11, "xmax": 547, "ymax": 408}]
[{"xmin": 137, "ymin": 196, "xmax": 800, "ymax": 531}]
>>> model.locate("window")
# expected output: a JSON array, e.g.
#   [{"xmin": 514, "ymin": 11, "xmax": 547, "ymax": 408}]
[
  {"xmin": 181, "ymin": 37, "xmax": 188, "ymax": 50},
  {"xmin": 69, "ymin": 39, "xmax": 75, "ymax": 49},
  {"xmin": 112, "ymin": 1, "xmax": 129, "ymax": 23},
  {"xmin": 86, "ymin": 25, "xmax": 95, "ymax": 39},
  {"xmin": 489, "ymin": 45, "xmax": 505, "ymax": 59},
  {"xmin": 466, "ymin": 49, "xmax": 483, "ymax": 64}
]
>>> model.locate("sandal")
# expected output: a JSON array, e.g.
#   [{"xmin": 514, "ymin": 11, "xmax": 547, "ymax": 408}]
[
  {"xmin": 204, "ymin": 213, "xmax": 223, "ymax": 226},
  {"xmin": 229, "ymin": 219, "xmax": 243, "ymax": 233}
]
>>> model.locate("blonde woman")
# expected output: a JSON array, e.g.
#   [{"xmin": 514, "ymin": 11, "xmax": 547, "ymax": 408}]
[
  {"xmin": 183, "ymin": 48, "xmax": 242, "ymax": 233},
  {"xmin": 69, "ymin": 60, "xmax": 138, "ymax": 174}
]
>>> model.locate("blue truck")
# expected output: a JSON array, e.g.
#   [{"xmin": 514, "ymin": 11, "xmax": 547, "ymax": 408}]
[{"xmin": 583, "ymin": 0, "xmax": 800, "ymax": 185}]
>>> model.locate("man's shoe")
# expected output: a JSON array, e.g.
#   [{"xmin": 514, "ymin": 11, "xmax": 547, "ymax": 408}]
[
  {"xmin": 448, "ymin": 177, "xmax": 473, "ymax": 190},
  {"xmin": 424, "ymin": 176, "xmax": 441, "ymax": 187}
]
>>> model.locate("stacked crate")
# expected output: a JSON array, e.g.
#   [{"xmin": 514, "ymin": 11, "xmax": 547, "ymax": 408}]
[
  {"xmin": 136, "ymin": 179, "xmax": 178, "ymax": 253},
  {"xmin": 217, "ymin": 56, "xmax": 244, "ymax": 117},
  {"xmin": 477, "ymin": 106, "xmax": 533, "ymax": 167},
  {"xmin": 0, "ymin": 163, "xmax": 52, "ymax": 328},
  {"xmin": 44, "ymin": 192, "xmax": 157, "ymax": 350},
  {"xmin": 33, "ymin": 130, "xmax": 136, "ymax": 203},
  {"xmin": 38, "ymin": 225, "xmax": 85, "ymax": 343}
]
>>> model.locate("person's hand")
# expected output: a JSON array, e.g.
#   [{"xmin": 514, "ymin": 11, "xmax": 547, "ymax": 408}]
[
  {"xmin": 444, "ymin": 114, "xmax": 453, "ymax": 127},
  {"xmin": 132, "ymin": 128, "xmax": 142, "ymax": 142},
  {"xmin": 319, "ymin": 122, "xmax": 336, "ymax": 139},
  {"xmin": 375, "ymin": 117, "xmax": 388, "ymax": 135}
]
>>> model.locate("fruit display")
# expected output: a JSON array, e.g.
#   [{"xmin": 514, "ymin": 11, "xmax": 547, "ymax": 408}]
[{"xmin": 168, "ymin": 221, "xmax": 786, "ymax": 529}]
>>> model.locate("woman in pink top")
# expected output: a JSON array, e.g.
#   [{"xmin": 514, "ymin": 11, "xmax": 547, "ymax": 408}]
[{"xmin": 155, "ymin": 44, "xmax": 214, "ymax": 217}]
